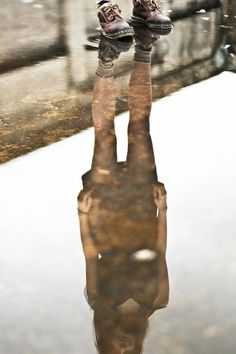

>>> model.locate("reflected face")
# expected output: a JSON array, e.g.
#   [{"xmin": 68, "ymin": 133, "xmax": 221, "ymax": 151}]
[
  {"xmin": 113, "ymin": 331, "xmax": 136, "ymax": 352},
  {"xmin": 110, "ymin": 307, "xmax": 149, "ymax": 353}
]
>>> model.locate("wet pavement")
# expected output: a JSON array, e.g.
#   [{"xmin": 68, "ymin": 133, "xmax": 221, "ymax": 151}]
[
  {"xmin": 1, "ymin": 0, "xmax": 232, "ymax": 163},
  {"xmin": 1, "ymin": 1, "xmax": 236, "ymax": 354},
  {"xmin": 1, "ymin": 70, "xmax": 236, "ymax": 353}
]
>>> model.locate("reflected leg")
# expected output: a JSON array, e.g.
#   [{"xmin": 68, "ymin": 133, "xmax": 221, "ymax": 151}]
[
  {"xmin": 127, "ymin": 59, "xmax": 157, "ymax": 177},
  {"xmin": 91, "ymin": 67, "xmax": 117, "ymax": 179}
]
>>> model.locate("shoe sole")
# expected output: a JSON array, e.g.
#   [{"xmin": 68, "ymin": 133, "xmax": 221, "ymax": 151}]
[
  {"xmin": 102, "ymin": 37, "xmax": 133, "ymax": 52},
  {"xmin": 131, "ymin": 16, "xmax": 172, "ymax": 35},
  {"xmin": 98, "ymin": 27, "xmax": 134, "ymax": 39}
]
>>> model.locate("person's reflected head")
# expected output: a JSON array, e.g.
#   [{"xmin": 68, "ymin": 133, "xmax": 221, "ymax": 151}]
[{"xmin": 94, "ymin": 305, "xmax": 149, "ymax": 354}]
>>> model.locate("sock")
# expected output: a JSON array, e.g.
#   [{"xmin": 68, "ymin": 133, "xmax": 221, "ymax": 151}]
[
  {"xmin": 96, "ymin": 60, "xmax": 114, "ymax": 78},
  {"xmin": 134, "ymin": 45, "xmax": 152, "ymax": 63}
]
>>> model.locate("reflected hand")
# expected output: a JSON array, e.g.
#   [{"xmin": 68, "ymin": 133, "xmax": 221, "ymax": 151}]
[
  {"xmin": 152, "ymin": 182, "xmax": 167, "ymax": 211},
  {"xmin": 78, "ymin": 189, "xmax": 93, "ymax": 214},
  {"xmin": 152, "ymin": 294, "xmax": 169, "ymax": 310},
  {"xmin": 88, "ymin": 293, "xmax": 113, "ymax": 318},
  {"xmin": 86, "ymin": 289, "xmax": 99, "ymax": 309}
]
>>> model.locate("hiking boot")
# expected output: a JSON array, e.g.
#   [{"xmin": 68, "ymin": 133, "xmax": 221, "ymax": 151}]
[
  {"xmin": 132, "ymin": 0, "xmax": 172, "ymax": 34},
  {"xmin": 98, "ymin": 35, "xmax": 133, "ymax": 64},
  {"xmin": 133, "ymin": 22, "xmax": 160, "ymax": 50},
  {"xmin": 97, "ymin": 2, "xmax": 134, "ymax": 39}
]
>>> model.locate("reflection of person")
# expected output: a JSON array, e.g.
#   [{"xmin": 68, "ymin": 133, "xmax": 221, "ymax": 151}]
[
  {"xmin": 78, "ymin": 25, "xmax": 169, "ymax": 354},
  {"xmin": 96, "ymin": 0, "xmax": 172, "ymax": 39}
]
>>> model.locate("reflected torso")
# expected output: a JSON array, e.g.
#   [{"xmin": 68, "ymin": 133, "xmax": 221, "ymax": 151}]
[{"xmin": 82, "ymin": 162, "xmax": 157, "ymax": 255}]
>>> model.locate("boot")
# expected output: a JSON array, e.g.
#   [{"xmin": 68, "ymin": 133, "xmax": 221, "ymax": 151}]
[
  {"xmin": 132, "ymin": 0, "xmax": 172, "ymax": 34},
  {"xmin": 97, "ymin": 2, "xmax": 134, "ymax": 39},
  {"xmin": 133, "ymin": 23, "xmax": 160, "ymax": 50},
  {"xmin": 132, "ymin": 23, "xmax": 160, "ymax": 63},
  {"xmin": 98, "ymin": 35, "xmax": 133, "ymax": 64}
]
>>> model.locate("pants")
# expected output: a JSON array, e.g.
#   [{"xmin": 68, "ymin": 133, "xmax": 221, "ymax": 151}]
[{"xmin": 87, "ymin": 59, "xmax": 157, "ymax": 186}]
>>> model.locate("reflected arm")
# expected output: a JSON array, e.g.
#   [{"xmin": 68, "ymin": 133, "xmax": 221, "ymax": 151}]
[
  {"xmin": 78, "ymin": 188, "xmax": 97, "ymax": 259},
  {"xmin": 153, "ymin": 182, "xmax": 167, "ymax": 254},
  {"xmin": 155, "ymin": 208, "xmax": 167, "ymax": 254},
  {"xmin": 78, "ymin": 189, "xmax": 98, "ymax": 307},
  {"xmin": 79, "ymin": 212, "xmax": 99, "ymax": 308},
  {"xmin": 79, "ymin": 212, "xmax": 97, "ymax": 259},
  {"xmin": 151, "ymin": 251, "xmax": 169, "ymax": 312},
  {"xmin": 151, "ymin": 183, "xmax": 169, "ymax": 312}
]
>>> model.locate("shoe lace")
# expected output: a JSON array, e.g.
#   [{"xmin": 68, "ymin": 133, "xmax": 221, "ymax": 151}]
[
  {"xmin": 103, "ymin": 4, "xmax": 122, "ymax": 22},
  {"xmin": 103, "ymin": 46, "xmax": 119, "ymax": 62},
  {"xmin": 142, "ymin": 0, "xmax": 161, "ymax": 12}
]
